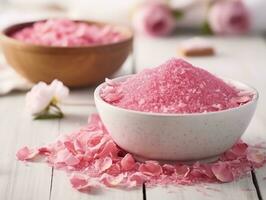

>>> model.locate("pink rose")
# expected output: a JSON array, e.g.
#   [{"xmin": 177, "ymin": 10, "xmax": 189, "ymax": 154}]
[
  {"xmin": 132, "ymin": 1, "xmax": 176, "ymax": 37},
  {"xmin": 208, "ymin": 0, "xmax": 250, "ymax": 35}
]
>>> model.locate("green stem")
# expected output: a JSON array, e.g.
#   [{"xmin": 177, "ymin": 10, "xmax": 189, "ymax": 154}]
[
  {"xmin": 34, "ymin": 103, "xmax": 64, "ymax": 120},
  {"xmin": 201, "ymin": 0, "xmax": 214, "ymax": 35}
]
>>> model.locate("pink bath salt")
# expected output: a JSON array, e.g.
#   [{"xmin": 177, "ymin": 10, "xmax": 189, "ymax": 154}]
[
  {"xmin": 11, "ymin": 19, "xmax": 125, "ymax": 47},
  {"xmin": 101, "ymin": 58, "xmax": 254, "ymax": 114},
  {"xmin": 16, "ymin": 114, "xmax": 266, "ymax": 193}
]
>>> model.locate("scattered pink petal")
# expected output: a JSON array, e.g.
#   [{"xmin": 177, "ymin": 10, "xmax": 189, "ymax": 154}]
[
  {"xmin": 95, "ymin": 157, "xmax": 113, "ymax": 173},
  {"xmin": 121, "ymin": 154, "xmax": 136, "ymax": 171},
  {"xmin": 16, "ymin": 146, "xmax": 38, "ymax": 161},
  {"xmin": 16, "ymin": 114, "xmax": 266, "ymax": 193},
  {"xmin": 106, "ymin": 163, "xmax": 121, "ymax": 176},
  {"xmin": 139, "ymin": 161, "xmax": 162, "ymax": 176},
  {"xmin": 55, "ymin": 149, "xmax": 80, "ymax": 166},
  {"xmin": 70, "ymin": 173, "xmax": 98, "ymax": 192},
  {"xmin": 175, "ymin": 164, "xmax": 190, "ymax": 178},
  {"xmin": 100, "ymin": 173, "xmax": 125, "ymax": 187},
  {"xmin": 247, "ymin": 149, "xmax": 265, "ymax": 165},
  {"xmin": 231, "ymin": 142, "xmax": 248, "ymax": 156},
  {"xmin": 129, "ymin": 172, "xmax": 147, "ymax": 185},
  {"xmin": 38, "ymin": 147, "xmax": 51, "ymax": 156},
  {"xmin": 163, "ymin": 164, "xmax": 176, "ymax": 175},
  {"xmin": 211, "ymin": 162, "xmax": 234, "ymax": 182},
  {"xmin": 95, "ymin": 140, "xmax": 118, "ymax": 158}
]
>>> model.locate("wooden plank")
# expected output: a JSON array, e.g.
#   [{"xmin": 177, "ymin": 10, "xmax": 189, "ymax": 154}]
[
  {"xmin": 50, "ymin": 105, "xmax": 143, "ymax": 200},
  {"xmin": 135, "ymin": 36, "xmax": 266, "ymax": 199},
  {"xmin": 0, "ymin": 94, "xmax": 58, "ymax": 200},
  {"xmin": 255, "ymin": 167, "xmax": 266, "ymax": 198},
  {"xmin": 232, "ymin": 36, "xmax": 266, "ymax": 199},
  {"xmin": 146, "ymin": 179, "xmax": 258, "ymax": 200}
]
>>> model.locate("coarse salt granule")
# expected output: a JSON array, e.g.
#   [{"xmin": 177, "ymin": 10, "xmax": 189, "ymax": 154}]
[
  {"xmin": 11, "ymin": 19, "xmax": 125, "ymax": 47},
  {"xmin": 101, "ymin": 58, "xmax": 253, "ymax": 114}
]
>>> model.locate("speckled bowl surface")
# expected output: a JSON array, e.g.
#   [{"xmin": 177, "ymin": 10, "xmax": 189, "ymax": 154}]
[{"xmin": 94, "ymin": 76, "xmax": 258, "ymax": 162}]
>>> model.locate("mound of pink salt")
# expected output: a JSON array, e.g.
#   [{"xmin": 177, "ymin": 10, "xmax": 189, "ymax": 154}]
[
  {"xmin": 11, "ymin": 19, "xmax": 125, "ymax": 47},
  {"xmin": 101, "ymin": 58, "xmax": 253, "ymax": 113},
  {"xmin": 17, "ymin": 114, "xmax": 266, "ymax": 193}
]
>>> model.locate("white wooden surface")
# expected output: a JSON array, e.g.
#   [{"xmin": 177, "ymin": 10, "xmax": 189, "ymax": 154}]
[
  {"xmin": 0, "ymin": 95, "xmax": 56, "ymax": 200},
  {"xmin": 0, "ymin": 36, "xmax": 266, "ymax": 200}
]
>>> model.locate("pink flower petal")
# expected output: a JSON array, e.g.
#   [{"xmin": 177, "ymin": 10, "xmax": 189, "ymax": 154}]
[
  {"xmin": 247, "ymin": 150, "xmax": 265, "ymax": 165},
  {"xmin": 16, "ymin": 113, "xmax": 266, "ymax": 192},
  {"xmin": 70, "ymin": 173, "xmax": 98, "ymax": 192},
  {"xmin": 55, "ymin": 149, "xmax": 80, "ymax": 166},
  {"xmin": 106, "ymin": 163, "xmax": 121, "ymax": 176},
  {"xmin": 16, "ymin": 146, "xmax": 38, "ymax": 161},
  {"xmin": 100, "ymin": 173, "xmax": 125, "ymax": 187},
  {"xmin": 95, "ymin": 157, "xmax": 113, "ymax": 173},
  {"xmin": 139, "ymin": 161, "xmax": 162, "ymax": 176},
  {"xmin": 95, "ymin": 140, "xmax": 118, "ymax": 158},
  {"xmin": 121, "ymin": 154, "xmax": 136, "ymax": 171},
  {"xmin": 211, "ymin": 162, "xmax": 234, "ymax": 182},
  {"xmin": 175, "ymin": 164, "xmax": 190, "ymax": 178},
  {"xmin": 38, "ymin": 147, "xmax": 51, "ymax": 156},
  {"xmin": 129, "ymin": 172, "xmax": 147, "ymax": 185},
  {"xmin": 231, "ymin": 142, "xmax": 248, "ymax": 156},
  {"xmin": 162, "ymin": 164, "xmax": 176, "ymax": 175}
]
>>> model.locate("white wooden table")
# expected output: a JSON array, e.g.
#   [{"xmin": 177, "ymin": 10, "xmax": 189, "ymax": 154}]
[{"xmin": 0, "ymin": 35, "xmax": 266, "ymax": 200}]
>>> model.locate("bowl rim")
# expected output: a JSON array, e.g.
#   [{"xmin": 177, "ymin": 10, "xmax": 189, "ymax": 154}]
[
  {"xmin": 0, "ymin": 19, "xmax": 134, "ymax": 50},
  {"xmin": 94, "ymin": 75, "xmax": 259, "ymax": 117}
]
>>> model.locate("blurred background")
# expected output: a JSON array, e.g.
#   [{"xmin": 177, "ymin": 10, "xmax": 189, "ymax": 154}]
[
  {"xmin": 0, "ymin": 0, "xmax": 266, "ymax": 95},
  {"xmin": 0, "ymin": 0, "xmax": 266, "ymax": 34}
]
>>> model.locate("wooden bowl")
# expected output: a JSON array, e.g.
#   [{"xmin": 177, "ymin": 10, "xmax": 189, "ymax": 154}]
[{"xmin": 0, "ymin": 20, "xmax": 133, "ymax": 88}]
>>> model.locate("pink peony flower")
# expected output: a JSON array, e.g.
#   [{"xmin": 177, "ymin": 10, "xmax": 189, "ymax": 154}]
[
  {"xmin": 132, "ymin": 1, "xmax": 176, "ymax": 37},
  {"xmin": 208, "ymin": 0, "xmax": 250, "ymax": 35}
]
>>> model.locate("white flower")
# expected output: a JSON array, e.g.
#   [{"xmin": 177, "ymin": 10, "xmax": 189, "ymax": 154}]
[
  {"xmin": 26, "ymin": 82, "xmax": 53, "ymax": 115},
  {"xmin": 26, "ymin": 79, "xmax": 69, "ymax": 119},
  {"xmin": 50, "ymin": 79, "xmax": 70, "ymax": 103}
]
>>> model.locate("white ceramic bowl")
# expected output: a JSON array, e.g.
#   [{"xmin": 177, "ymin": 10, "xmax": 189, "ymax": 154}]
[{"xmin": 94, "ymin": 76, "xmax": 258, "ymax": 162}]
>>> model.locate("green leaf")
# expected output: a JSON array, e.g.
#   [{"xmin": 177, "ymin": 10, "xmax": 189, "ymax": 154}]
[
  {"xmin": 33, "ymin": 105, "xmax": 64, "ymax": 120},
  {"xmin": 201, "ymin": 21, "xmax": 213, "ymax": 35},
  {"xmin": 34, "ymin": 112, "xmax": 64, "ymax": 120},
  {"xmin": 172, "ymin": 10, "xmax": 184, "ymax": 19}
]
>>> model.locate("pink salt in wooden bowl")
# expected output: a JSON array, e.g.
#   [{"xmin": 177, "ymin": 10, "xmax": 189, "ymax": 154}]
[
  {"xmin": 94, "ymin": 75, "xmax": 259, "ymax": 162},
  {"xmin": 0, "ymin": 20, "xmax": 133, "ymax": 88}
]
